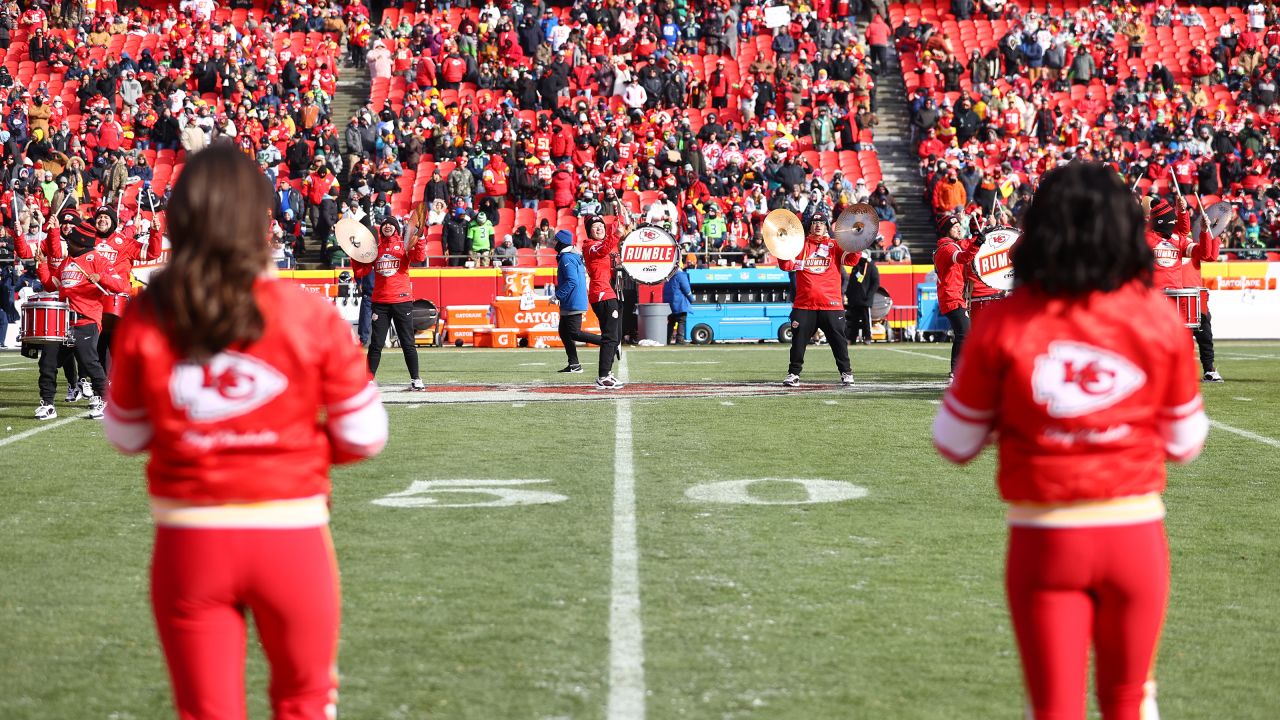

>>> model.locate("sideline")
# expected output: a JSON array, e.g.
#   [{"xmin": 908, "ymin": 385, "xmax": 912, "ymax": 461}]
[
  {"xmin": 1209, "ymin": 419, "xmax": 1280, "ymax": 450},
  {"xmin": 607, "ymin": 357, "xmax": 646, "ymax": 720}
]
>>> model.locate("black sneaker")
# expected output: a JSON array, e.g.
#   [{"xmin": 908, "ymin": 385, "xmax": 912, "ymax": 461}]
[{"xmin": 558, "ymin": 364, "xmax": 584, "ymax": 373}]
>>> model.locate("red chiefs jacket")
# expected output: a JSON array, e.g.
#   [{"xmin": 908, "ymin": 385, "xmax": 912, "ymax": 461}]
[
  {"xmin": 352, "ymin": 232, "xmax": 428, "ymax": 304},
  {"xmin": 36, "ymin": 250, "xmax": 129, "ymax": 327}
]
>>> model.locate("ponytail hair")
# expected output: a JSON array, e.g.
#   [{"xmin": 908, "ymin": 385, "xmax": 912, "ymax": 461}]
[{"xmin": 145, "ymin": 142, "xmax": 273, "ymax": 361}]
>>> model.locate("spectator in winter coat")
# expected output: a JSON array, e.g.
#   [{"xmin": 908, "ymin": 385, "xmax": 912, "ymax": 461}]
[
  {"xmin": 845, "ymin": 251, "xmax": 881, "ymax": 343},
  {"xmin": 932, "ymin": 169, "xmax": 967, "ymax": 215},
  {"xmin": 442, "ymin": 207, "xmax": 470, "ymax": 266},
  {"xmin": 447, "ymin": 161, "xmax": 475, "ymax": 205},
  {"xmin": 662, "ymin": 259, "xmax": 695, "ymax": 343}
]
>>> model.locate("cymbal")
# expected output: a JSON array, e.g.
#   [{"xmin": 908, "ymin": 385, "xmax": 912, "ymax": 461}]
[
  {"xmin": 335, "ymin": 217, "xmax": 378, "ymax": 264},
  {"xmin": 1191, "ymin": 200, "xmax": 1234, "ymax": 240},
  {"xmin": 832, "ymin": 203, "xmax": 880, "ymax": 253},
  {"xmin": 762, "ymin": 209, "xmax": 804, "ymax": 261}
]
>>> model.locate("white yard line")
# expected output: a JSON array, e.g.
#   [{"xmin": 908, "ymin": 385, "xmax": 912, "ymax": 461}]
[
  {"xmin": 608, "ymin": 357, "xmax": 645, "ymax": 720},
  {"xmin": 1209, "ymin": 420, "xmax": 1280, "ymax": 450},
  {"xmin": 884, "ymin": 347, "xmax": 949, "ymax": 362},
  {"xmin": 0, "ymin": 413, "xmax": 88, "ymax": 449},
  {"xmin": 0, "ymin": 366, "xmax": 31, "ymax": 372},
  {"xmin": 1216, "ymin": 353, "xmax": 1280, "ymax": 361}
]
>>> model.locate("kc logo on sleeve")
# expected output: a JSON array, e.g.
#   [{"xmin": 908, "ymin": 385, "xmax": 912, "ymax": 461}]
[{"xmin": 1032, "ymin": 341, "xmax": 1147, "ymax": 418}]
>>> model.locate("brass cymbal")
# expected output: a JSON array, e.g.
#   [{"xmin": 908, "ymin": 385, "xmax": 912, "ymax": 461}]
[
  {"xmin": 832, "ymin": 203, "xmax": 881, "ymax": 253},
  {"xmin": 335, "ymin": 217, "xmax": 378, "ymax": 264},
  {"xmin": 762, "ymin": 208, "xmax": 804, "ymax": 261}
]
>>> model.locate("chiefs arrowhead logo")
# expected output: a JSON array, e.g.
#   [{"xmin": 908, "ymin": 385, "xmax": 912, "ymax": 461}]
[
  {"xmin": 1032, "ymin": 341, "xmax": 1147, "ymax": 418},
  {"xmin": 170, "ymin": 351, "xmax": 288, "ymax": 422}
]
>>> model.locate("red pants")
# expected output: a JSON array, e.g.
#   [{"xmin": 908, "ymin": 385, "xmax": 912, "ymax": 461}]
[
  {"xmin": 151, "ymin": 526, "xmax": 340, "ymax": 720},
  {"xmin": 1006, "ymin": 521, "xmax": 1168, "ymax": 720}
]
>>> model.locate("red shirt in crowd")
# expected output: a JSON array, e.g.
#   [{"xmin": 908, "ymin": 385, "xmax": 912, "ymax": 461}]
[
  {"xmin": 104, "ymin": 279, "xmax": 387, "ymax": 507},
  {"xmin": 778, "ymin": 235, "xmax": 847, "ymax": 310},
  {"xmin": 934, "ymin": 281, "xmax": 1207, "ymax": 505},
  {"xmin": 352, "ymin": 231, "xmax": 428, "ymax": 304}
]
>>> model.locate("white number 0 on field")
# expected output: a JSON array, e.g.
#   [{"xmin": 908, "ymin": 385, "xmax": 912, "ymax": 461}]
[
  {"xmin": 372, "ymin": 479, "xmax": 569, "ymax": 508},
  {"xmin": 685, "ymin": 479, "xmax": 868, "ymax": 505}
]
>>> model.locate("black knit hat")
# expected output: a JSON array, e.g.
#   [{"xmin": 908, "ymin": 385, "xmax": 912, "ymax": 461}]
[
  {"xmin": 937, "ymin": 214, "xmax": 961, "ymax": 237},
  {"xmin": 1150, "ymin": 197, "xmax": 1176, "ymax": 236}
]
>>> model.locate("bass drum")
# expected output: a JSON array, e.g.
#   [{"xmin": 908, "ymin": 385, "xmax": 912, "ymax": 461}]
[
  {"xmin": 619, "ymin": 225, "xmax": 680, "ymax": 285},
  {"xmin": 972, "ymin": 227, "xmax": 1020, "ymax": 292}
]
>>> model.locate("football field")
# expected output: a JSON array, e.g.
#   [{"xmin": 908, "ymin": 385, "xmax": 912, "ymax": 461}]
[{"xmin": 1, "ymin": 341, "xmax": 1278, "ymax": 719}]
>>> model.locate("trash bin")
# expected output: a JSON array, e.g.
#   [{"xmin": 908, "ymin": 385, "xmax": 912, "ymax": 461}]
[{"xmin": 638, "ymin": 303, "xmax": 672, "ymax": 344}]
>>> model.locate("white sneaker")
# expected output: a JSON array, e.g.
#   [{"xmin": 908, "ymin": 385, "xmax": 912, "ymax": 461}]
[
  {"xmin": 783, "ymin": 373, "xmax": 801, "ymax": 387},
  {"xmin": 409, "ymin": 378, "xmax": 426, "ymax": 391},
  {"xmin": 595, "ymin": 374, "xmax": 624, "ymax": 389},
  {"xmin": 88, "ymin": 398, "xmax": 106, "ymax": 420},
  {"xmin": 80, "ymin": 378, "xmax": 95, "ymax": 398},
  {"xmin": 841, "ymin": 372, "xmax": 854, "ymax": 386},
  {"xmin": 34, "ymin": 402, "xmax": 57, "ymax": 420},
  {"xmin": 1202, "ymin": 371, "xmax": 1224, "ymax": 383},
  {"xmin": 65, "ymin": 385, "xmax": 83, "ymax": 403}
]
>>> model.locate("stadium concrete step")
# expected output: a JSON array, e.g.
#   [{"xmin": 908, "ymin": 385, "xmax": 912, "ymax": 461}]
[
  {"xmin": 296, "ymin": 55, "xmax": 371, "ymax": 270},
  {"xmin": 872, "ymin": 57, "xmax": 935, "ymax": 257}
]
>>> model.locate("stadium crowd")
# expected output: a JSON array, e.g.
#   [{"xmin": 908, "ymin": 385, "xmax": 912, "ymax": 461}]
[
  {"xmin": 899, "ymin": 0, "xmax": 1280, "ymax": 260},
  {"xmin": 333, "ymin": 0, "xmax": 902, "ymax": 269}
]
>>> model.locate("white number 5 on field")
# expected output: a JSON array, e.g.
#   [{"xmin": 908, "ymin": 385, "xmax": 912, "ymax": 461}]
[{"xmin": 372, "ymin": 479, "xmax": 569, "ymax": 508}]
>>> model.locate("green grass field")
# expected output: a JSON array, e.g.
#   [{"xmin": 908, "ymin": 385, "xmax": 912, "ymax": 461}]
[{"xmin": 1, "ymin": 341, "xmax": 1278, "ymax": 719}]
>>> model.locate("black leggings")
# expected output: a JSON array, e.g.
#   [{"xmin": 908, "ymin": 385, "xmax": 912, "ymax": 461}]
[
  {"xmin": 558, "ymin": 312, "xmax": 604, "ymax": 366},
  {"xmin": 591, "ymin": 299, "xmax": 622, "ymax": 377},
  {"xmin": 39, "ymin": 324, "xmax": 106, "ymax": 403},
  {"xmin": 945, "ymin": 308, "xmax": 971, "ymax": 373},
  {"xmin": 1194, "ymin": 308, "xmax": 1216, "ymax": 372},
  {"xmin": 788, "ymin": 308, "xmax": 851, "ymax": 376},
  {"xmin": 367, "ymin": 301, "xmax": 420, "ymax": 379}
]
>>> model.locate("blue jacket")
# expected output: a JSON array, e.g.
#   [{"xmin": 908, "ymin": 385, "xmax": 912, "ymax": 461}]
[
  {"xmin": 662, "ymin": 268, "xmax": 694, "ymax": 314},
  {"xmin": 554, "ymin": 247, "xmax": 589, "ymax": 313}
]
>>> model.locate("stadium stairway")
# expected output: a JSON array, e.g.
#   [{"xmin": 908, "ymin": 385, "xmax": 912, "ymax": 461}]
[
  {"xmin": 872, "ymin": 56, "xmax": 934, "ymax": 255},
  {"xmin": 298, "ymin": 62, "xmax": 371, "ymax": 269}
]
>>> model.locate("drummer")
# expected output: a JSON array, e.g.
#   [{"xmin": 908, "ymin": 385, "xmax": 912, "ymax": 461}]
[
  {"xmin": 16, "ymin": 209, "xmax": 87, "ymax": 401},
  {"xmin": 1177, "ymin": 199, "xmax": 1225, "ymax": 382},
  {"xmin": 965, "ymin": 216, "xmax": 1006, "ymax": 325},
  {"xmin": 92, "ymin": 206, "xmax": 162, "ymax": 372},
  {"xmin": 1145, "ymin": 197, "xmax": 1208, "ymax": 293},
  {"xmin": 33, "ymin": 219, "xmax": 129, "ymax": 420},
  {"xmin": 933, "ymin": 215, "xmax": 984, "ymax": 381}
]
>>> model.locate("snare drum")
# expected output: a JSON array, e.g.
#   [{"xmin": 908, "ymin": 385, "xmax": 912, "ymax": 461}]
[
  {"xmin": 1164, "ymin": 288, "xmax": 1202, "ymax": 329},
  {"xmin": 103, "ymin": 292, "xmax": 130, "ymax": 317},
  {"xmin": 20, "ymin": 293, "xmax": 72, "ymax": 344},
  {"xmin": 968, "ymin": 292, "xmax": 1008, "ymax": 325}
]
